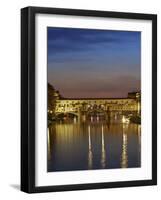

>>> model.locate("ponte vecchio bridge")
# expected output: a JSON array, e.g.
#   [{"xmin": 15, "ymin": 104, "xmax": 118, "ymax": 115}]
[{"xmin": 54, "ymin": 92, "xmax": 141, "ymax": 122}]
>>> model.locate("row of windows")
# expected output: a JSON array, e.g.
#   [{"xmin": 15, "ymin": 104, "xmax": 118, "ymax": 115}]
[
  {"xmin": 58, "ymin": 100, "xmax": 134, "ymax": 104},
  {"xmin": 56, "ymin": 102, "xmax": 135, "ymax": 108},
  {"xmin": 56, "ymin": 105, "xmax": 137, "ymax": 111}
]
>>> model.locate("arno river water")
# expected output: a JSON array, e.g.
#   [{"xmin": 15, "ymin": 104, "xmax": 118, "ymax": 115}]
[{"xmin": 47, "ymin": 120, "xmax": 141, "ymax": 172}]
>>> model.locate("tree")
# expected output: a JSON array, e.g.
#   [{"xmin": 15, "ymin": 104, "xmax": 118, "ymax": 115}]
[{"xmin": 48, "ymin": 83, "xmax": 56, "ymax": 120}]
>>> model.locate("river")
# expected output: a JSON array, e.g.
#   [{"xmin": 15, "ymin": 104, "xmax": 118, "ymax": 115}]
[{"xmin": 48, "ymin": 121, "xmax": 141, "ymax": 172}]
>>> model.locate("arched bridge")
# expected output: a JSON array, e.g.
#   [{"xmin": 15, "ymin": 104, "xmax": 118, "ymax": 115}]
[{"xmin": 55, "ymin": 97, "xmax": 140, "ymax": 122}]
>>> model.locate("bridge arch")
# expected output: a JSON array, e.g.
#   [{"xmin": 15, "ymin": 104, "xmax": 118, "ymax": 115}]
[
  {"xmin": 86, "ymin": 109, "xmax": 106, "ymax": 115},
  {"xmin": 55, "ymin": 112, "xmax": 79, "ymax": 120}
]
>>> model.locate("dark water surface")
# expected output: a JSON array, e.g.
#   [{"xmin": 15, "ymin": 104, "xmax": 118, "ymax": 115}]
[{"xmin": 47, "ymin": 122, "xmax": 141, "ymax": 172}]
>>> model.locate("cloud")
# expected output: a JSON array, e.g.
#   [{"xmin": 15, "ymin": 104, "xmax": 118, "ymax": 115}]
[{"xmin": 47, "ymin": 27, "xmax": 140, "ymax": 56}]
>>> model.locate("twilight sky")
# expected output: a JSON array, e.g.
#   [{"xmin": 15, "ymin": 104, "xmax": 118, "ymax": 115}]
[{"xmin": 47, "ymin": 27, "xmax": 141, "ymax": 98}]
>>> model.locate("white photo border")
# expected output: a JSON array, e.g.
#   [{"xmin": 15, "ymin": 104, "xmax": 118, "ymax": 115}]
[{"xmin": 35, "ymin": 14, "xmax": 152, "ymax": 187}]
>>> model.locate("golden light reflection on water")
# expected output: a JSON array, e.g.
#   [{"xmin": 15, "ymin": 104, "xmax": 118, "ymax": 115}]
[
  {"xmin": 88, "ymin": 125, "xmax": 93, "ymax": 169},
  {"xmin": 47, "ymin": 122, "xmax": 141, "ymax": 172},
  {"xmin": 101, "ymin": 125, "xmax": 106, "ymax": 168},
  {"xmin": 47, "ymin": 128, "xmax": 51, "ymax": 160},
  {"xmin": 138, "ymin": 124, "xmax": 141, "ymax": 165},
  {"xmin": 121, "ymin": 124, "xmax": 128, "ymax": 168}
]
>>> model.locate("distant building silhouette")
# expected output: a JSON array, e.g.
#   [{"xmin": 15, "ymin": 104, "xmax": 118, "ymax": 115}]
[{"xmin": 128, "ymin": 91, "xmax": 141, "ymax": 100}]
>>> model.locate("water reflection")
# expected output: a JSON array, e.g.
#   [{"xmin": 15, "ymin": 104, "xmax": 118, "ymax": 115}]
[
  {"xmin": 47, "ymin": 129, "xmax": 51, "ymax": 161},
  {"xmin": 121, "ymin": 124, "xmax": 128, "ymax": 168},
  {"xmin": 138, "ymin": 125, "xmax": 141, "ymax": 165},
  {"xmin": 101, "ymin": 125, "xmax": 106, "ymax": 168},
  {"xmin": 47, "ymin": 122, "xmax": 141, "ymax": 172},
  {"xmin": 88, "ymin": 125, "xmax": 93, "ymax": 169}
]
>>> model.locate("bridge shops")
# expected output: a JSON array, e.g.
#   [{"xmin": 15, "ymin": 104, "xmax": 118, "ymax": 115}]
[{"xmin": 53, "ymin": 94, "xmax": 141, "ymax": 123}]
